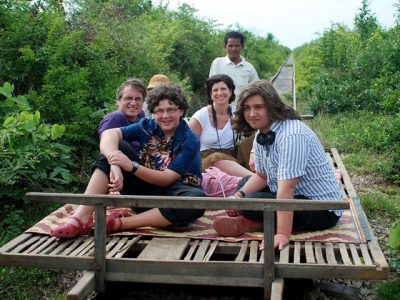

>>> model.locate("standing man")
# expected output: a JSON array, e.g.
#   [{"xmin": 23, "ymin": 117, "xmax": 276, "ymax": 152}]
[
  {"xmin": 213, "ymin": 80, "xmax": 342, "ymax": 251},
  {"xmin": 209, "ymin": 31, "xmax": 259, "ymax": 107}
]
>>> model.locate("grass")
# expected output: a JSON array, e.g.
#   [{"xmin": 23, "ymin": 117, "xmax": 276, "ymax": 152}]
[
  {"xmin": 0, "ymin": 267, "xmax": 66, "ymax": 299},
  {"xmin": 305, "ymin": 111, "xmax": 400, "ymax": 299},
  {"xmin": 0, "ymin": 202, "xmax": 68, "ymax": 299}
]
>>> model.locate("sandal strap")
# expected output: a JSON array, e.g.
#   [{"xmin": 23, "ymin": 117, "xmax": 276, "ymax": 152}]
[
  {"xmin": 106, "ymin": 215, "xmax": 124, "ymax": 233},
  {"xmin": 70, "ymin": 216, "xmax": 85, "ymax": 229}
]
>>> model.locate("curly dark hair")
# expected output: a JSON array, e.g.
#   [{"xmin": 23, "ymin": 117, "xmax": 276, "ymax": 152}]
[
  {"xmin": 233, "ymin": 80, "xmax": 301, "ymax": 133},
  {"xmin": 205, "ymin": 74, "xmax": 236, "ymax": 105},
  {"xmin": 146, "ymin": 84, "xmax": 189, "ymax": 117},
  {"xmin": 116, "ymin": 78, "xmax": 146, "ymax": 101}
]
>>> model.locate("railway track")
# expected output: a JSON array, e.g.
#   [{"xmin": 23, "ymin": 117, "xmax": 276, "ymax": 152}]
[{"xmin": 270, "ymin": 54, "xmax": 312, "ymax": 119}]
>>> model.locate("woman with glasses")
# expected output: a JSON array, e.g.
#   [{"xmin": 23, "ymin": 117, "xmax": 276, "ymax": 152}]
[
  {"xmin": 51, "ymin": 78, "xmax": 147, "ymax": 238},
  {"xmin": 52, "ymin": 84, "xmax": 205, "ymax": 238}
]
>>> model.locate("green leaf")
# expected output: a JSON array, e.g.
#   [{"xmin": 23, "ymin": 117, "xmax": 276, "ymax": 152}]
[
  {"xmin": 51, "ymin": 124, "xmax": 65, "ymax": 139},
  {"xmin": 0, "ymin": 82, "xmax": 14, "ymax": 98},
  {"xmin": 3, "ymin": 116, "xmax": 16, "ymax": 126},
  {"xmin": 14, "ymin": 95, "xmax": 31, "ymax": 111},
  {"xmin": 389, "ymin": 220, "xmax": 400, "ymax": 250}
]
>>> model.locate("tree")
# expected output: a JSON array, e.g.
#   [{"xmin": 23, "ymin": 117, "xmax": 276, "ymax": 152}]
[{"xmin": 354, "ymin": 0, "xmax": 379, "ymax": 41}]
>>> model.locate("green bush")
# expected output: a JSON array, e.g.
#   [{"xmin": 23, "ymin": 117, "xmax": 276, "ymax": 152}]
[{"xmin": 0, "ymin": 82, "xmax": 73, "ymax": 201}]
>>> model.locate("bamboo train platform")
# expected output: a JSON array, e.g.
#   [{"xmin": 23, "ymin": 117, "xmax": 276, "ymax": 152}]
[{"xmin": 0, "ymin": 149, "xmax": 389, "ymax": 300}]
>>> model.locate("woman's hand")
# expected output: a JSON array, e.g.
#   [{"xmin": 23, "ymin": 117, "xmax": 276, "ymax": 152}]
[
  {"xmin": 274, "ymin": 233, "xmax": 290, "ymax": 250},
  {"xmin": 106, "ymin": 150, "xmax": 132, "ymax": 171},
  {"xmin": 258, "ymin": 233, "xmax": 290, "ymax": 251},
  {"xmin": 108, "ymin": 165, "xmax": 123, "ymax": 193}
]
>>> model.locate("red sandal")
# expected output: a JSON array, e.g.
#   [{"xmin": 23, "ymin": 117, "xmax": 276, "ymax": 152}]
[
  {"xmin": 51, "ymin": 216, "xmax": 93, "ymax": 238},
  {"xmin": 106, "ymin": 214, "xmax": 124, "ymax": 234}
]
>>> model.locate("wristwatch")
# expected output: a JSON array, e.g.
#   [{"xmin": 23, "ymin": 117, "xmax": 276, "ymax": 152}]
[{"xmin": 131, "ymin": 161, "xmax": 140, "ymax": 174}]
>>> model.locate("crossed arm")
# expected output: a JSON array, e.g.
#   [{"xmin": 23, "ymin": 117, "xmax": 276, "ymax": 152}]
[{"xmin": 100, "ymin": 128, "xmax": 181, "ymax": 192}]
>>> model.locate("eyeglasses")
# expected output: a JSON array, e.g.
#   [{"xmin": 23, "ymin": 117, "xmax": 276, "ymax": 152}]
[
  {"xmin": 121, "ymin": 96, "xmax": 143, "ymax": 103},
  {"xmin": 153, "ymin": 107, "xmax": 180, "ymax": 116}
]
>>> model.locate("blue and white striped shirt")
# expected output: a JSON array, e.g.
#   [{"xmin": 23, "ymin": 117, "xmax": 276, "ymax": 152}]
[{"xmin": 254, "ymin": 119, "xmax": 343, "ymax": 216}]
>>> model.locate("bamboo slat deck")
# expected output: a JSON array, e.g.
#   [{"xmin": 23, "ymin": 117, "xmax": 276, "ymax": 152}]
[{"xmin": 0, "ymin": 149, "xmax": 389, "ymax": 300}]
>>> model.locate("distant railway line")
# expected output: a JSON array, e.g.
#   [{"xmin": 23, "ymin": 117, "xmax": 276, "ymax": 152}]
[{"xmin": 271, "ymin": 54, "xmax": 313, "ymax": 119}]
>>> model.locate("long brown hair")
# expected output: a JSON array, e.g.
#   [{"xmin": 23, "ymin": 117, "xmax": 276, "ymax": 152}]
[{"xmin": 233, "ymin": 80, "xmax": 301, "ymax": 133}]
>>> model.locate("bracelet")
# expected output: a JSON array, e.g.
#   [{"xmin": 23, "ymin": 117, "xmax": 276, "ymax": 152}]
[{"xmin": 238, "ymin": 190, "xmax": 246, "ymax": 198}]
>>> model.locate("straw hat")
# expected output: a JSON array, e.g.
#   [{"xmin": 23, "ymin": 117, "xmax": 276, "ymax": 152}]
[{"xmin": 147, "ymin": 74, "xmax": 171, "ymax": 89}]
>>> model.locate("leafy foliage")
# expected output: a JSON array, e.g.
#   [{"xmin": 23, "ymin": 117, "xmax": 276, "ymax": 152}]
[
  {"xmin": 0, "ymin": 82, "xmax": 72, "ymax": 201},
  {"xmin": 0, "ymin": 0, "xmax": 289, "ymax": 174},
  {"xmin": 295, "ymin": 1, "xmax": 400, "ymax": 183}
]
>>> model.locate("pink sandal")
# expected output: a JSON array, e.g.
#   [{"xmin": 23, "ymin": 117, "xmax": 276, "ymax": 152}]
[{"xmin": 51, "ymin": 216, "xmax": 93, "ymax": 238}]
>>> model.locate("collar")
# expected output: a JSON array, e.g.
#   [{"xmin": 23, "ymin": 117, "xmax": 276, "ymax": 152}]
[
  {"xmin": 172, "ymin": 118, "xmax": 188, "ymax": 141},
  {"xmin": 153, "ymin": 118, "xmax": 187, "ymax": 141},
  {"xmin": 257, "ymin": 121, "xmax": 280, "ymax": 136},
  {"xmin": 270, "ymin": 121, "xmax": 281, "ymax": 133},
  {"xmin": 223, "ymin": 55, "xmax": 245, "ymax": 65}
]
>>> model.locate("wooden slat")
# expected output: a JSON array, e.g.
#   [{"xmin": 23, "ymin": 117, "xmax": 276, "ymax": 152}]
[
  {"xmin": 275, "ymin": 263, "xmax": 387, "ymax": 280},
  {"xmin": 279, "ymin": 245, "xmax": 289, "ymax": 263},
  {"xmin": 325, "ymin": 243, "xmax": 337, "ymax": 265},
  {"xmin": 368, "ymin": 240, "xmax": 389, "ymax": 270},
  {"xmin": 235, "ymin": 241, "xmax": 248, "ymax": 262},
  {"xmin": 39, "ymin": 238, "xmax": 62, "ymax": 255},
  {"xmin": 22, "ymin": 236, "xmax": 48, "ymax": 254},
  {"xmin": 138, "ymin": 238, "xmax": 190, "ymax": 260},
  {"xmin": 107, "ymin": 237, "xmax": 129, "ymax": 258},
  {"xmin": 70, "ymin": 238, "xmax": 94, "ymax": 257},
  {"xmin": 315, "ymin": 242, "xmax": 325, "ymax": 264},
  {"xmin": 263, "ymin": 210, "xmax": 275, "ymax": 300},
  {"xmin": 0, "ymin": 233, "xmax": 34, "ymax": 252},
  {"xmin": 204, "ymin": 240, "xmax": 219, "ymax": 261},
  {"xmin": 67, "ymin": 271, "xmax": 95, "ymax": 300},
  {"xmin": 104, "ymin": 237, "xmax": 120, "ymax": 255},
  {"xmin": 331, "ymin": 148, "xmax": 357, "ymax": 199},
  {"xmin": 339, "ymin": 243, "xmax": 352, "ymax": 265},
  {"xmin": 249, "ymin": 241, "xmax": 259, "ymax": 262},
  {"xmin": 113, "ymin": 236, "xmax": 142, "ymax": 259},
  {"xmin": 26, "ymin": 192, "xmax": 349, "ymax": 212},
  {"xmin": 305, "ymin": 242, "xmax": 315, "ymax": 264},
  {"xmin": 184, "ymin": 240, "xmax": 199, "ymax": 261},
  {"xmin": 327, "ymin": 152, "xmax": 347, "ymax": 198},
  {"xmin": 293, "ymin": 242, "xmax": 301, "ymax": 264},
  {"xmin": 30, "ymin": 236, "xmax": 58, "ymax": 255},
  {"xmin": 271, "ymin": 278, "xmax": 284, "ymax": 300},
  {"xmin": 107, "ymin": 260, "xmax": 264, "ymax": 287},
  {"xmin": 193, "ymin": 240, "xmax": 211, "ymax": 261},
  {"xmin": 49, "ymin": 239, "xmax": 76, "ymax": 255},
  {"xmin": 11, "ymin": 235, "xmax": 41, "ymax": 253},
  {"xmin": 360, "ymin": 243, "xmax": 373, "ymax": 266},
  {"xmin": 60, "ymin": 237, "xmax": 86, "ymax": 256},
  {"xmin": 349, "ymin": 244, "xmax": 362, "ymax": 265}
]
